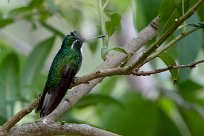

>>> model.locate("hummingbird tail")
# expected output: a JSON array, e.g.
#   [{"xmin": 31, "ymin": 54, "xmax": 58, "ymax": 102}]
[
  {"xmin": 36, "ymin": 85, "xmax": 68, "ymax": 117},
  {"xmin": 36, "ymin": 69, "xmax": 77, "ymax": 117}
]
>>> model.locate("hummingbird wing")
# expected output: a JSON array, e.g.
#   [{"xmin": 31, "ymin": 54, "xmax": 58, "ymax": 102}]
[{"xmin": 36, "ymin": 65, "xmax": 77, "ymax": 117}]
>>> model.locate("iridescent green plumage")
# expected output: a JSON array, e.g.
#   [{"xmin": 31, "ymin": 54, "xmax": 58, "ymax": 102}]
[
  {"xmin": 36, "ymin": 31, "xmax": 84, "ymax": 117},
  {"xmin": 47, "ymin": 42, "xmax": 82, "ymax": 88}
]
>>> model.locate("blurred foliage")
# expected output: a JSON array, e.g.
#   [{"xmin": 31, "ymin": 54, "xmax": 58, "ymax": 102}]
[
  {"xmin": 0, "ymin": 0, "xmax": 204, "ymax": 136},
  {"xmin": 177, "ymin": 14, "xmax": 203, "ymax": 82},
  {"xmin": 159, "ymin": 52, "xmax": 178, "ymax": 82}
]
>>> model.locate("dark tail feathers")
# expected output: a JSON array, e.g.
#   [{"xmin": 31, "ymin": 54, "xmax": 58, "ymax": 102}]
[
  {"xmin": 36, "ymin": 85, "xmax": 68, "ymax": 117},
  {"xmin": 36, "ymin": 66, "xmax": 76, "ymax": 117}
]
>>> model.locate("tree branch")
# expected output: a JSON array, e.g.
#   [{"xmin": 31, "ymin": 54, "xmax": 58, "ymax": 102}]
[
  {"xmin": 46, "ymin": 17, "xmax": 159, "ymax": 121},
  {"xmin": 7, "ymin": 121, "xmax": 120, "ymax": 136},
  {"xmin": 71, "ymin": 59, "xmax": 204, "ymax": 83},
  {"xmin": 1, "ymin": 1, "xmax": 204, "ymax": 131},
  {"xmin": 0, "ymin": 98, "xmax": 39, "ymax": 134},
  {"xmin": 125, "ymin": 0, "xmax": 204, "ymax": 73},
  {"xmin": 134, "ymin": 59, "xmax": 204, "ymax": 76},
  {"xmin": 0, "ymin": 16, "xmax": 159, "ymax": 134},
  {"xmin": 1, "ymin": 60, "xmax": 204, "ymax": 135},
  {"xmin": 1, "ymin": 1, "xmax": 203, "ymax": 136},
  {"xmin": 145, "ymin": 26, "xmax": 199, "ymax": 64}
]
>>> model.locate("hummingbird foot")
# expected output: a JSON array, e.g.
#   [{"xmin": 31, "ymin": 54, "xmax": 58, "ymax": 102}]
[
  {"xmin": 42, "ymin": 118, "xmax": 53, "ymax": 124},
  {"xmin": 61, "ymin": 121, "xmax": 66, "ymax": 125},
  {"xmin": 72, "ymin": 76, "xmax": 80, "ymax": 85},
  {"xmin": 72, "ymin": 77, "xmax": 89, "ymax": 85}
]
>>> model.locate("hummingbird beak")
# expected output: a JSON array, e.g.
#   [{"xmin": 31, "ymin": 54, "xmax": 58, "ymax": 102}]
[
  {"xmin": 85, "ymin": 35, "xmax": 106, "ymax": 42},
  {"xmin": 71, "ymin": 30, "xmax": 105, "ymax": 43}
]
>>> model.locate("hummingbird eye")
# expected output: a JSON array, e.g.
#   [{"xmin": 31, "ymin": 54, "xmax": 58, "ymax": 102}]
[
  {"xmin": 69, "ymin": 37, "xmax": 76, "ymax": 43},
  {"xmin": 71, "ymin": 31, "xmax": 85, "ymax": 42},
  {"xmin": 70, "ymin": 31, "xmax": 75, "ymax": 36}
]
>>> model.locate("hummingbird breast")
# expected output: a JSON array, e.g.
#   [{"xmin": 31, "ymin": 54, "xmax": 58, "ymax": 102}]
[{"xmin": 47, "ymin": 47, "xmax": 82, "ymax": 88}]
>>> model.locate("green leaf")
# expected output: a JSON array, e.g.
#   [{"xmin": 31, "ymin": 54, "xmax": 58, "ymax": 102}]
[
  {"xmin": 105, "ymin": 13, "xmax": 121, "ymax": 37},
  {"xmin": 158, "ymin": 0, "xmax": 181, "ymax": 38},
  {"xmin": 179, "ymin": 107, "xmax": 204, "ymax": 136},
  {"xmin": 0, "ymin": 52, "xmax": 20, "ymax": 117},
  {"xmin": 101, "ymin": 46, "xmax": 128, "ymax": 60},
  {"xmin": 177, "ymin": 80, "xmax": 204, "ymax": 103},
  {"xmin": 21, "ymin": 36, "xmax": 55, "ymax": 86},
  {"xmin": 159, "ymin": 52, "xmax": 178, "ymax": 82},
  {"xmin": 75, "ymin": 94, "xmax": 122, "ymax": 108},
  {"xmin": 135, "ymin": 0, "xmax": 161, "ymax": 30},
  {"xmin": 0, "ymin": 116, "xmax": 7, "ymax": 125},
  {"xmin": 0, "ymin": 40, "xmax": 13, "ymax": 65},
  {"xmin": 183, "ymin": 0, "xmax": 197, "ymax": 14},
  {"xmin": 159, "ymin": 97, "xmax": 191, "ymax": 136},
  {"xmin": 98, "ymin": 76, "xmax": 119, "ymax": 95},
  {"xmin": 0, "ymin": 11, "xmax": 3, "ymax": 20},
  {"xmin": 156, "ymin": 108, "xmax": 181, "ymax": 136},
  {"xmin": 9, "ymin": 7, "xmax": 30, "ymax": 17},
  {"xmin": 177, "ymin": 80, "xmax": 204, "ymax": 92},
  {"xmin": 112, "ymin": 47, "xmax": 129, "ymax": 55},
  {"xmin": 47, "ymin": 0, "xmax": 59, "ymax": 14},
  {"xmin": 0, "ymin": 19, "xmax": 13, "ymax": 28},
  {"xmin": 198, "ymin": 4, "xmax": 204, "ymax": 20},
  {"xmin": 101, "ymin": 47, "xmax": 108, "ymax": 60},
  {"xmin": 111, "ymin": 13, "xmax": 121, "ymax": 25},
  {"xmin": 105, "ymin": 21, "xmax": 112, "ymax": 36},
  {"xmin": 106, "ymin": 0, "xmax": 131, "ymax": 13},
  {"xmin": 188, "ymin": 22, "xmax": 204, "ymax": 29},
  {"xmin": 176, "ymin": 14, "xmax": 202, "ymax": 82},
  {"xmin": 40, "ymin": 21, "xmax": 64, "ymax": 38},
  {"xmin": 58, "ymin": 8, "xmax": 82, "ymax": 27},
  {"xmin": 158, "ymin": 0, "xmax": 198, "ymax": 38},
  {"xmin": 181, "ymin": 0, "xmax": 197, "ymax": 15},
  {"xmin": 100, "ymin": 91, "xmax": 159, "ymax": 136},
  {"xmin": 87, "ymin": 40, "xmax": 98, "ymax": 54},
  {"xmin": 29, "ymin": 0, "xmax": 44, "ymax": 8}
]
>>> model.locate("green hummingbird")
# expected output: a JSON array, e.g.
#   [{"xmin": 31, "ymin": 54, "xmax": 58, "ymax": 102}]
[{"xmin": 36, "ymin": 31, "xmax": 105, "ymax": 117}]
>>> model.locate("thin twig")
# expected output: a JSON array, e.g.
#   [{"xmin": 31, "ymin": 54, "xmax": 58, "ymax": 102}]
[
  {"xmin": 134, "ymin": 59, "xmax": 204, "ymax": 76},
  {"xmin": 71, "ymin": 59, "xmax": 204, "ymax": 84},
  {"xmin": 125, "ymin": 0, "xmax": 204, "ymax": 73},
  {"xmin": 145, "ymin": 27, "xmax": 199, "ymax": 63}
]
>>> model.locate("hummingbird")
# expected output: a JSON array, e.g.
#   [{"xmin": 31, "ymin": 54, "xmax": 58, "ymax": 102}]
[{"xmin": 36, "ymin": 31, "xmax": 105, "ymax": 117}]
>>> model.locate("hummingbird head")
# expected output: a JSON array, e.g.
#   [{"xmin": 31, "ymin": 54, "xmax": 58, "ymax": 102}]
[
  {"xmin": 62, "ymin": 30, "xmax": 105, "ymax": 51},
  {"xmin": 62, "ymin": 31, "xmax": 85, "ymax": 50}
]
